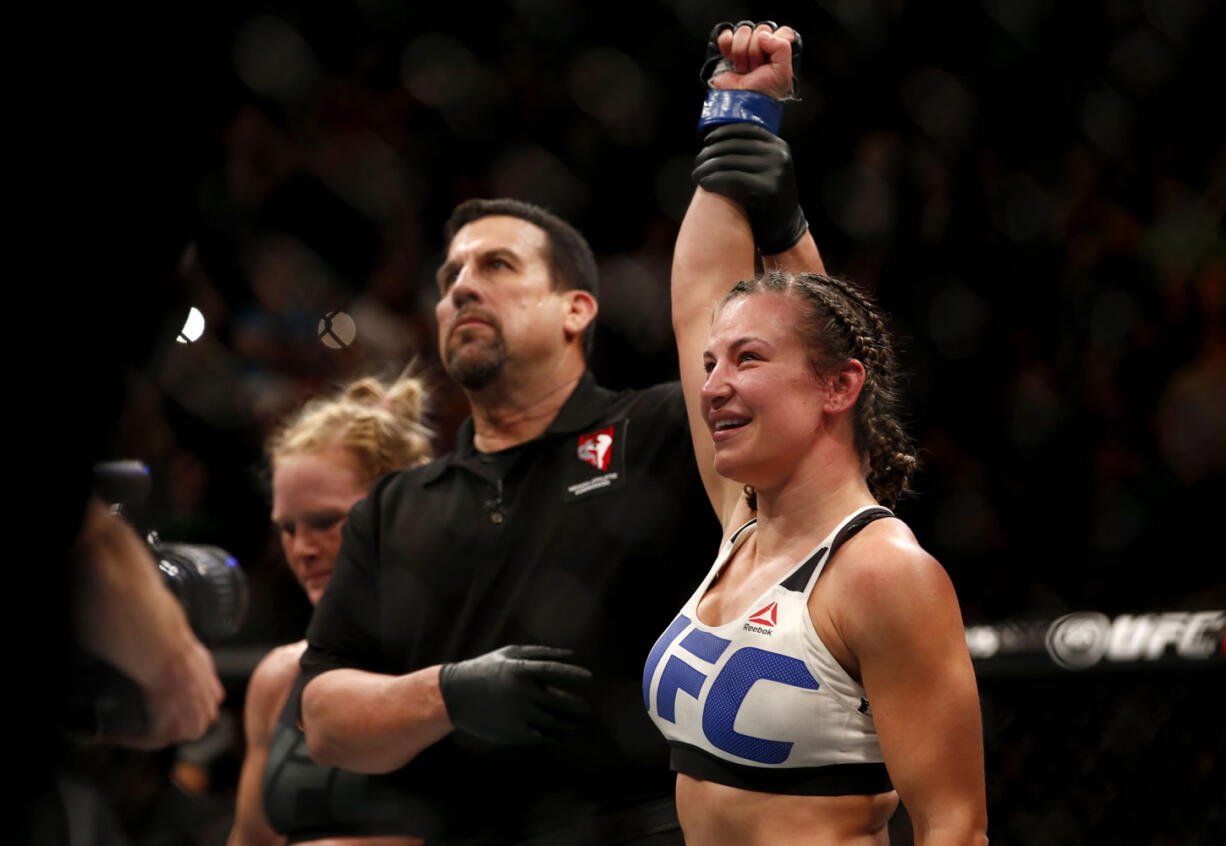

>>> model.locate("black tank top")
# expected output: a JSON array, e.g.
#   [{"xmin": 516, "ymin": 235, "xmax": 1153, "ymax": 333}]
[{"xmin": 262, "ymin": 675, "xmax": 433, "ymax": 842}]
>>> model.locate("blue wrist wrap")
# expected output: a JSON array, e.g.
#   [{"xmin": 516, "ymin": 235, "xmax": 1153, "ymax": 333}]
[{"xmin": 697, "ymin": 90, "xmax": 783, "ymax": 135}]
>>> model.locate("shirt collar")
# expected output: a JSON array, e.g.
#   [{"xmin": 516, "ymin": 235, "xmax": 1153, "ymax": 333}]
[
  {"xmin": 421, "ymin": 372, "xmax": 619, "ymax": 484},
  {"xmin": 544, "ymin": 371, "xmax": 618, "ymax": 435}
]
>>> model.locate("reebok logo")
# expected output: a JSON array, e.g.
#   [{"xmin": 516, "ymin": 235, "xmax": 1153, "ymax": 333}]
[
  {"xmin": 744, "ymin": 602, "xmax": 778, "ymax": 634},
  {"xmin": 577, "ymin": 426, "xmax": 614, "ymax": 471},
  {"xmin": 748, "ymin": 602, "xmax": 778, "ymax": 627}
]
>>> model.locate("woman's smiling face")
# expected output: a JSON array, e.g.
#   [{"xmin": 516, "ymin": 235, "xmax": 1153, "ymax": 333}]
[{"xmin": 701, "ymin": 291, "xmax": 828, "ymax": 489}]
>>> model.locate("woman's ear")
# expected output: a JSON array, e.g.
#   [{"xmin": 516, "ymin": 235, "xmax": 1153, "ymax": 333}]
[{"xmin": 823, "ymin": 359, "xmax": 866, "ymax": 415}]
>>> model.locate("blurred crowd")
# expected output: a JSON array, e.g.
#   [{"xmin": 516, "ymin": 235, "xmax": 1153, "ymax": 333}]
[{"xmin": 62, "ymin": 1, "xmax": 1223, "ymax": 844}]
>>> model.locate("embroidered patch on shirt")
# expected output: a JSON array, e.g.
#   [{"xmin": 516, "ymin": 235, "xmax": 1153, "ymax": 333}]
[
  {"xmin": 577, "ymin": 426, "xmax": 615, "ymax": 471},
  {"xmin": 564, "ymin": 420, "xmax": 627, "ymax": 501}
]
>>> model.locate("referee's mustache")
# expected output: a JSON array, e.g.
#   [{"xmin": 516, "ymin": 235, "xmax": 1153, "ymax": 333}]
[{"xmin": 447, "ymin": 305, "xmax": 501, "ymax": 340}]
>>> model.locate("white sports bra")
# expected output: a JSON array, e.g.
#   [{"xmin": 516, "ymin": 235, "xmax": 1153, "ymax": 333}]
[{"xmin": 642, "ymin": 505, "xmax": 895, "ymax": 795}]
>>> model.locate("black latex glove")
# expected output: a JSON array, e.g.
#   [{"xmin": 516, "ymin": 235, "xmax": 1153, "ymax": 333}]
[
  {"xmin": 438, "ymin": 645, "xmax": 593, "ymax": 745},
  {"xmin": 692, "ymin": 122, "xmax": 809, "ymax": 255}
]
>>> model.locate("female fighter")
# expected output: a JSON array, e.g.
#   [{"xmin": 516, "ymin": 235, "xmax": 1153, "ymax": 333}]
[
  {"xmin": 644, "ymin": 22, "xmax": 988, "ymax": 846},
  {"xmin": 229, "ymin": 371, "xmax": 432, "ymax": 846}
]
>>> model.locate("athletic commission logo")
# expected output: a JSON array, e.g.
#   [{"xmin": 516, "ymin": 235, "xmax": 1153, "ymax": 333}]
[
  {"xmin": 1045, "ymin": 612, "xmax": 1112, "ymax": 670},
  {"xmin": 563, "ymin": 420, "xmax": 626, "ymax": 501},
  {"xmin": 577, "ymin": 426, "xmax": 614, "ymax": 471}
]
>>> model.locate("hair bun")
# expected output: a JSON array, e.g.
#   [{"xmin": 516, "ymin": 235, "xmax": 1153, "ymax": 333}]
[
  {"xmin": 268, "ymin": 366, "xmax": 434, "ymax": 487},
  {"xmin": 343, "ymin": 377, "xmax": 386, "ymax": 407},
  {"xmin": 383, "ymin": 377, "xmax": 424, "ymax": 423}
]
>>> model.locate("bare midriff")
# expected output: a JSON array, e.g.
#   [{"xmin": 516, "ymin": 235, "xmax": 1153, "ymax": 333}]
[{"xmin": 677, "ymin": 774, "xmax": 899, "ymax": 846}]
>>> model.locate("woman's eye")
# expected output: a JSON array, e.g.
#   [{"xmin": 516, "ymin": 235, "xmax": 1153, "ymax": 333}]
[
  {"xmin": 306, "ymin": 515, "xmax": 343, "ymax": 531},
  {"xmin": 278, "ymin": 522, "xmax": 296, "ymax": 537},
  {"xmin": 738, "ymin": 352, "xmax": 759, "ymax": 364}
]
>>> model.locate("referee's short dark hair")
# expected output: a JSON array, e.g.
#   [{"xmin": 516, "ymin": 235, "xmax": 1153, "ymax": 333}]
[{"xmin": 444, "ymin": 198, "xmax": 599, "ymax": 357}]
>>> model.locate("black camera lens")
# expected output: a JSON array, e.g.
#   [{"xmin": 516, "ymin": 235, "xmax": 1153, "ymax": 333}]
[
  {"xmin": 154, "ymin": 542, "xmax": 249, "ymax": 644},
  {"xmin": 92, "ymin": 459, "xmax": 249, "ymax": 644}
]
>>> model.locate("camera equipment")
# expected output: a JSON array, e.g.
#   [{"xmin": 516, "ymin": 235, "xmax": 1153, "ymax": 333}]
[
  {"xmin": 93, "ymin": 460, "xmax": 248, "ymax": 643},
  {"xmin": 68, "ymin": 460, "xmax": 249, "ymax": 739}
]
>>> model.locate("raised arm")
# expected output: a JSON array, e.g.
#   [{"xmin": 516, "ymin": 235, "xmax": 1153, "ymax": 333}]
[
  {"xmin": 673, "ymin": 183, "xmax": 754, "ymax": 528},
  {"xmin": 674, "ymin": 22, "xmax": 824, "ymax": 529}
]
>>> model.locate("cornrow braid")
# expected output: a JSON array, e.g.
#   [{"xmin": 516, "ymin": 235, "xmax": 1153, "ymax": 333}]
[{"xmin": 721, "ymin": 271, "xmax": 917, "ymax": 508}]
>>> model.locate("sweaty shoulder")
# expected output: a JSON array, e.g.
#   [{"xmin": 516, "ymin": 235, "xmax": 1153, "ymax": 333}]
[
  {"xmin": 826, "ymin": 518, "xmax": 943, "ymax": 602},
  {"xmin": 245, "ymin": 641, "xmax": 308, "ymax": 739},
  {"xmin": 821, "ymin": 518, "xmax": 960, "ymax": 654}
]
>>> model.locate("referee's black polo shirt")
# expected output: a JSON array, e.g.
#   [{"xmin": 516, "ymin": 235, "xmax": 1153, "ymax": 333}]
[{"xmin": 301, "ymin": 372, "xmax": 721, "ymax": 841}]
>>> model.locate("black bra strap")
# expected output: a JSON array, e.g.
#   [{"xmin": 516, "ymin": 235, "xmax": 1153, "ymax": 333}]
[{"xmin": 780, "ymin": 507, "xmax": 894, "ymax": 593}]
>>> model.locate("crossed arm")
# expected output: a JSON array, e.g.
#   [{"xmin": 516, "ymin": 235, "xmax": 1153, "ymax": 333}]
[
  {"xmin": 298, "ymin": 499, "xmax": 590, "ymax": 773},
  {"xmin": 300, "ymin": 665, "xmax": 450, "ymax": 773},
  {"xmin": 672, "ymin": 23, "xmax": 824, "ymax": 531}
]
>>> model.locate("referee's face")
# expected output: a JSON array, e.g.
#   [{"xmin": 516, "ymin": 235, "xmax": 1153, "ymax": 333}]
[{"xmin": 436, "ymin": 215, "xmax": 569, "ymax": 390}]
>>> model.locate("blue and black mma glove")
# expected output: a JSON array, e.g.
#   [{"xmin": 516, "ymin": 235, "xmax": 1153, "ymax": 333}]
[{"xmin": 692, "ymin": 21, "xmax": 810, "ymax": 255}]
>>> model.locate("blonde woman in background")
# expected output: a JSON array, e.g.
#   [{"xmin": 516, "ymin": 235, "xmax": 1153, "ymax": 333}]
[{"xmin": 229, "ymin": 370, "xmax": 433, "ymax": 846}]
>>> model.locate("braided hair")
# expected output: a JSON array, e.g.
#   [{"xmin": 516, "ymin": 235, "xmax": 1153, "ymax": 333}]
[{"xmin": 721, "ymin": 271, "xmax": 917, "ymax": 508}]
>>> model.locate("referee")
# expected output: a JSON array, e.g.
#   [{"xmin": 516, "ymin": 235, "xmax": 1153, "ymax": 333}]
[{"xmin": 296, "ymin": 198, "xmax": 721, "ymax": 844}]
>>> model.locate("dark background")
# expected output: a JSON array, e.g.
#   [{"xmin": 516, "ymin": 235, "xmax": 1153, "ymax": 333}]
[{"xmin": 52, "ymin": 1, "xmax": 1224, "ymax": 843}]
